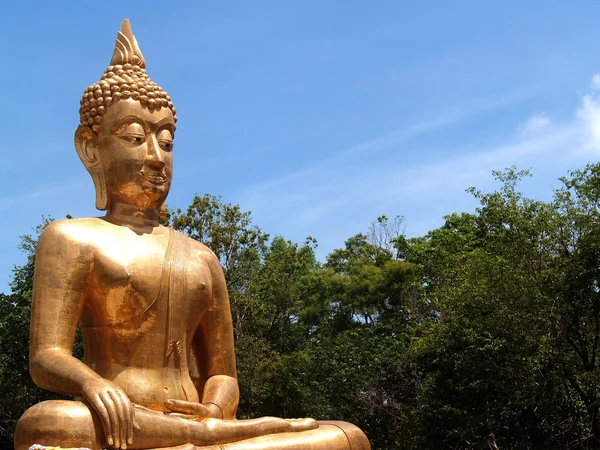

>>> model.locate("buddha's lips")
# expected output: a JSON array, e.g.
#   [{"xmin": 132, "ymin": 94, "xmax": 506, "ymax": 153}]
[{"xmin": 140, "ymin": 170, "xmax": 167, "ymax": 185}]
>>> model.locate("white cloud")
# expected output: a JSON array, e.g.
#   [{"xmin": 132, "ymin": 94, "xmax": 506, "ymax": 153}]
[
  {"xmin": 591, "ymin": 73, "xmax": 600, "ymax": 90},
  {"xmin": 519, "ymin": 113, "xmax": 550, "ymax": 134},
  {"xmin": 576, "ymin": 74, "xmax": 600, "ymax": 153}
]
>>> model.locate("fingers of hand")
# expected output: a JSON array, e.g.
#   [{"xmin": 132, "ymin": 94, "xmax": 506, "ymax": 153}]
[
  {"xmin": 116, "ymin": 389, "xmax": 135, "ymax": 445},
  {"xmin": 91, "ymin": 393, "xmax": 113, "ymax": 447},
  {"xmin": 100, "ymin": 391, "xmax": 120, "ymax": 448},
  {"xmin": 108, "ymin": 389, "xmax": 129, "ymax": 449},
  {"xmin": 83, "ymin": 381, "xmax": 134, "ymax": 449}
]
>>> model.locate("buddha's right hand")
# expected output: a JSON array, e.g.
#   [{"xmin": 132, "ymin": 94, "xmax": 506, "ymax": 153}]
[{"xmin": 81, "ymin": 377, "xmax": 136, "ymax": 449}]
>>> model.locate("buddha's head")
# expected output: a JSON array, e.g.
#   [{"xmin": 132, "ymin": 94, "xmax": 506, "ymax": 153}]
[{"xmin": 75, "ymin": 19, "xmax": 177, "ymax": 211}]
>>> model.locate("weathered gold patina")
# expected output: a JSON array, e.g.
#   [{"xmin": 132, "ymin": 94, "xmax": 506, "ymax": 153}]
[{"xmin": 14, "ymin": 19, "xmax": 371, "ymax": 450}]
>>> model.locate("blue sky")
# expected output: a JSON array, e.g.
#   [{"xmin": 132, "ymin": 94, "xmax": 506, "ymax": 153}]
[{"xmin": 1, "ymin": 1, "xmax": 600, "ymax": 290}]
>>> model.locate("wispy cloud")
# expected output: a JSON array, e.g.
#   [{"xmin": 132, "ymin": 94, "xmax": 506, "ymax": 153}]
[
  {"xmin": 239, "ymin": 80, "xmax": 594, "ymax": 256},
  {"xmin": 519, "ymin": 113, "xmax": 550, "ymax": 134},
  {"xmin": 248, "ymin": 87, "xmax": 540, "ymax": 194},
  {"xmin": 267, "ymin": 123, "xmax": 577, "ymax": 222},
  {"xmin": 0, "ymin": 180, "xmax": 84, "ymax": 212}
]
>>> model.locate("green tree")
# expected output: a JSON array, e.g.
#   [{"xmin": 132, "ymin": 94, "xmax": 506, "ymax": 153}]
[
  {"xmin": 286, "ymin": 216, "xmax": 418, "ymax": 449},
  {"xmin": 403, "ymin": 167, "xmax": 580, "ymax": 449},
  {"xmin": 549, "ymin": 163, "xmax": 600, "ymax": 447}
]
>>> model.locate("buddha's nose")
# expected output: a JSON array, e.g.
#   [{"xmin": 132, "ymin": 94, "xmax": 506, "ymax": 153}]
[{"xmin": 145, "ymin": 135, "xmax": 165, "ymax": 169}]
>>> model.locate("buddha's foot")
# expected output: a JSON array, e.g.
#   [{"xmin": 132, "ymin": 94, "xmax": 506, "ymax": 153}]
[
  {"xmin": 238, "ymin": 416, "xmax": 318, "ymax": 436},
  {"xmin": 286, "ymin": 418, "xmax": 318, "ymax": 432},
  {"xmin": 145, "ymin": 445, "xmax": 196, "ymax": 450},
  {"xmin": 190, "ymin": 416, "xmax": 318, "ymax": 446}
]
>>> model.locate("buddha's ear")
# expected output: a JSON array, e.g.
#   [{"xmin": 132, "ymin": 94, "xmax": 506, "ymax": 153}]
[{"xmin": 74, "ymin": 125, "xmax": 109, "ymax": 211}]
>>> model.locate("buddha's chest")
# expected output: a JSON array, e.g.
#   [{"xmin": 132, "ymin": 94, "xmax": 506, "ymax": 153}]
[{"xmin": 80, "ymin": 231, "xmax": 212, "ymax": 333}]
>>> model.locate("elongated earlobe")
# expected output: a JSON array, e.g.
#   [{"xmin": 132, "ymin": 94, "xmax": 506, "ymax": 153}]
[{"xmin": 74, "ymin": 125, "xmax": 109, "ymax": 210}]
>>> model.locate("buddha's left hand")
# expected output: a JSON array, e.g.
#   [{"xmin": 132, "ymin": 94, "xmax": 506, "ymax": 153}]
[{"xmin": 164, "ymin": 399, "xmax": 222, "ymax": 420}]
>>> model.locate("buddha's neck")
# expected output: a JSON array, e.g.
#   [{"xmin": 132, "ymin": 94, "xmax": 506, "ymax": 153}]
[{"xmin": 106, "ymin": 202, "xmax": 160, "ymax": 230}]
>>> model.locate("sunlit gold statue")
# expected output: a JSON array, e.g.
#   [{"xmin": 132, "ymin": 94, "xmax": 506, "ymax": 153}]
[{"xmin": 14, "ymin": 19, "xmax": 371, "ymax": 450}]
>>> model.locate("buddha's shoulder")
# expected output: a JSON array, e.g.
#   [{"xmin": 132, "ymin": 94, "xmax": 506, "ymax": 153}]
[
  {"xmin": 39, "ymin": 217, "xmax": 113, "ymax": 245},
  {"xmin": 170, "ymin": 228, "xmax": 218, "ymax": 262}
]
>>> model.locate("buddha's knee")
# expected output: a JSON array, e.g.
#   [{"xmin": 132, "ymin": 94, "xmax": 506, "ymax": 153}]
[
  {"xmin": 14, "ymin": 400, "xmax": 104, "ymax": 450},
  {"xmin": 318, "ymin": 421, "xmax": 371, "ymax": 450}
]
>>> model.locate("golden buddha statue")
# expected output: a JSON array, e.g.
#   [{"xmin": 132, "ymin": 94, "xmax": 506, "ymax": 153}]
[{"xmin": 14, "ymin": 19, "xmax": 371, "ymax": 450}]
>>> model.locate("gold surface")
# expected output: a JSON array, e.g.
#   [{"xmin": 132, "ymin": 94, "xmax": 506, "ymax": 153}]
[{"xmin": 14, "ymin": 19, "xmax": 371, "ymax": 450}]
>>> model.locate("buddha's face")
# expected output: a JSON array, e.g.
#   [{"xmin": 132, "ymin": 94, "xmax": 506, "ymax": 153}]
[{"xmin": 96, "ymin": 98, "xmax": 175, "ymax": 209}]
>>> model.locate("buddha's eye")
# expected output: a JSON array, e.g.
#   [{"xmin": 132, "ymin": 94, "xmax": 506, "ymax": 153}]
[
  {"xmin": 157, "ymin": 129, "xmax": 174, "ymax": 152},
  {"xmin": 117, "ymin": 123, "xmax": 146, "ymax": 145},
  {"xmin": 124, "ymin": 136, "xmax": 145, "ymax": 145}
]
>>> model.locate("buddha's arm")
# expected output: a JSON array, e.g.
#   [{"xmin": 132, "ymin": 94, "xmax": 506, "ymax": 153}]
[
  {"xmin": 29, "ymin": 221, "xmax": 94, "ymax": 394},
  {"xmin": 194, "ymin": 251, "xmax": 239, "ymax": 420},
  {"xmin": 28, "ymin": 221, "xmax": 134, "ymax": 449}
]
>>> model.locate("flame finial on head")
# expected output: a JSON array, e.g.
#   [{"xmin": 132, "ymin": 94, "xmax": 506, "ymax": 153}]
[{"xmin": 110, "ymin": 18, "xmax": 146, "ymax": 68}]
